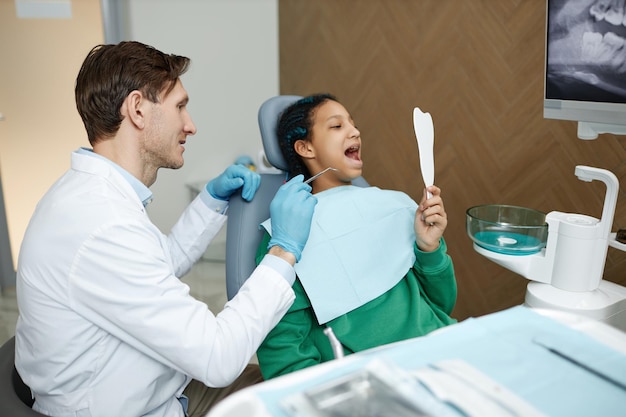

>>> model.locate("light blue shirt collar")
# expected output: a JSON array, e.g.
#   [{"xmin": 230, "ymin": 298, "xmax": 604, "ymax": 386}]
[{"xmin": 77, "ymin": 147, "xmax": 153, "ymax": 207}]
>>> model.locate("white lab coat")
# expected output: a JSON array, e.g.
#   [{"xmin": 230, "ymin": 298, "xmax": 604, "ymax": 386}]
[{"xmin": 15, "ymin": 151, "xmax": 295, "ymax": 417}]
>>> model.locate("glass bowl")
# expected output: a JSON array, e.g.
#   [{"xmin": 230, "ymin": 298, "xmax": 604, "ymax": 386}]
[{"xmin": 466, "ymin": 205, "xmax": 548, "ymax": 255}]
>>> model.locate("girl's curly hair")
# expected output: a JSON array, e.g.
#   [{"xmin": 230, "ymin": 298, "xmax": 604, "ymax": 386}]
[{"xmin": 276, "ymin": 93, "xmax": 337, "ymax": 180}]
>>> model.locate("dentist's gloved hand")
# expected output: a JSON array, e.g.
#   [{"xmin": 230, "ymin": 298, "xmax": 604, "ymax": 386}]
[
  {"xmin": 207, "ymin": 164, "xmax": 261, "ymax": 201},
  {"xmin": 268, "ymin": 175, "xmax": 317, "ymax": 262}
]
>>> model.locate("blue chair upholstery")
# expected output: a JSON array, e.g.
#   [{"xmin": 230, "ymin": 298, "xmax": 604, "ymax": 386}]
[
  {"xmin": 257, "ymin": 95, "xmax": 303, "ymax": 172},
  {"xmin": 225, "ymin": 172, "xmax": 286, "ymax": 300},
  {"xmin": 225, "ymin": 95, "xmax": 301, "ymax": 300},
  {"xmin": 225, "ymin": 95, "xmax": 368, "ymax": 300},
  {"xmin": 0, "ymin": 336, "xmax": 47, "ymax": 416}
]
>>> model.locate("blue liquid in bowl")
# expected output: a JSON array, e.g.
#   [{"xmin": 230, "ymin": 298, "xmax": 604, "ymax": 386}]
[{"xmin": 473, "ymin": 231, "xmax": 544, "ymax": 255}]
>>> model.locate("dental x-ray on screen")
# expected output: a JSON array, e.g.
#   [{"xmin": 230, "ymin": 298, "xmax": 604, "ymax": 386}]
[{"xmin": 546, "ymin": 0, "xmax": 626, "ymax": 103}]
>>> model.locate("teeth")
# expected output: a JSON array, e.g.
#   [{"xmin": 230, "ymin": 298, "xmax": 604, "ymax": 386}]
[
  {"xmin": 582, "ymin": 31, "xmax": 602, "ymax": 63},
  {"xmin": 590, "ymin": 0, "xmax": 626, "ymax": 25},
  {"xmin": 606, "ymin": 32, "xmax": 626, "ymax": 71},
  {"xmin": 590, "ymin": 0, "xmax": 610, "ymax": 21},
  {"xmin": 608, "ymin": 0, "xmax": 625, "ymax": 25},
  {"xmin": 604, "ymin": 31, "xmax": 625, "ymax": 48},
  {"xmin": 607, "ymin": 9, "xmax": 624, "ymax": 25},
  {"xmin": 582, "ymin": 30, "xmax": 626, "ymax": 73}
]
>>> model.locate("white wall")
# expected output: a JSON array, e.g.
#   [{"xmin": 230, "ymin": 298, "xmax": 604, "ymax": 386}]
[
  {"xmin": 0, "ymin": 0, "xmax": 104, "ymax": 274},
  {"xmin": 124, "ymin": 0, "xmax": 279, "ymax": 233}
]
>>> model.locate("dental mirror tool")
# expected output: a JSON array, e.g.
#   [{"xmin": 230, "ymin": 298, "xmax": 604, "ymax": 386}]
[
  {"xmin": 413, "ymin": 107, "xmax": 434, "ymax": 199},
  {"xmin": 304, "ymin": 167, "xmax": 338, "ymax": 184}
]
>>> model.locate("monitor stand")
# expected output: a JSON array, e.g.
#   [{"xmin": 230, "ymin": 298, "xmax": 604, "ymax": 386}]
[{"xmin": 577, "ymin": 121, "xmax": 626, "ymax": 140}]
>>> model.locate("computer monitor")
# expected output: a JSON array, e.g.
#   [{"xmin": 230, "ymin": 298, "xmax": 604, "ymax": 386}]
[{"xmin": 544, "ymin": 0, "xmax": 626, "ymax": 139}]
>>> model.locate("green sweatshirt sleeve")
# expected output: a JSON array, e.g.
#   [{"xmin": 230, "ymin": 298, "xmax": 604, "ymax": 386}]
[
  {"xmin": 255, "ymin": 232, "xmax": 325, "ymax": 379},
  {"xmin": 255, "ymin": 231, "xmax": 271, "ymax": 265},
  {"xmin": 411, "ymin": 237, "xmax": 457, "ymax": 314}
]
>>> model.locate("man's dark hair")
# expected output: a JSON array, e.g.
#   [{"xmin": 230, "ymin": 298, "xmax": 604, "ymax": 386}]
[{"xmin": 75, "ymin": 41, "xmax": 190, "ymax": 144}]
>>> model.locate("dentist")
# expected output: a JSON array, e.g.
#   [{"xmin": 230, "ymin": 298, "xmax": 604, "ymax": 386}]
[{"xmin": 14, "ymin": 41, "xmax": 317, "ymax": 417}]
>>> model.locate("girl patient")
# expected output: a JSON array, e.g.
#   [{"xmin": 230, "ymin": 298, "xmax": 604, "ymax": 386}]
[{"xmin": 255, "ymin": 93, "xmax": 457, "ymax": 379}]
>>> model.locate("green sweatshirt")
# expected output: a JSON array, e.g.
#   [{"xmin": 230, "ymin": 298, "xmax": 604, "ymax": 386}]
[{"xmin": 255, "ymin": 232, "xmax": 457, "ymax": 379}]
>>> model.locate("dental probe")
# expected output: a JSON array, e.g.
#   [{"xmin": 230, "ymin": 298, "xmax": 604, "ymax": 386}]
[{"xmin": 304, "ymin": 167, "xmax": 338, "ymax": 184}]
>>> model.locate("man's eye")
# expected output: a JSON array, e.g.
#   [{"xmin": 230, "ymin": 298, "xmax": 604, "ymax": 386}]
[{"xmin": 331, "ymin": 125, "xmax": 341, "ymax": 129}]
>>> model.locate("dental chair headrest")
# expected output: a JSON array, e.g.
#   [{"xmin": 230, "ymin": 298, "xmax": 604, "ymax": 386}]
[{"xmin": 258, "ymin": 95, "xmax": 303, "ymax": 172}]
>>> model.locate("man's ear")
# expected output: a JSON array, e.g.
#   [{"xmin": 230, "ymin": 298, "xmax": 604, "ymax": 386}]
[
  {"xmin": 121, "ymin": 90, "xmax": 146, "ymax": 129},
  {"xmin": 294, "ymin": 139, "xmax": 315, "ymax": 159}
]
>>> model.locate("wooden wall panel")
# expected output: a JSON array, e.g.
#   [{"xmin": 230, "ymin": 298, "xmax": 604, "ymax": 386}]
[{"xmin": 279, "ymin": 0, "xmax": 626, "ymax": 320}]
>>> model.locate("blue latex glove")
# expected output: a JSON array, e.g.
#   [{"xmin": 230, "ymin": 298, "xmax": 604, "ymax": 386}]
[
  {"xmin": 206, "ymin": 164, "xmax": 261, "ymax": 201},
  {"xmin": 268, "ymin": 175, "xmax": 318, "ymax": 262}
]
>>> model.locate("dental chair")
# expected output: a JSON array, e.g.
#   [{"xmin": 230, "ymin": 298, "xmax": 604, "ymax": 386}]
[
  {"xmin": 0, "ymin": 336, "xmax": 46, "ymax": 416},
  {"xmin": 225, "ymin": 95, "xmax": 368, "ymax": 300}
]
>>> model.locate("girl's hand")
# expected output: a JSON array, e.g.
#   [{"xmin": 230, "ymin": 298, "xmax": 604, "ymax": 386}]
[{"xmin": 415, "ymin": 185, "xmax": 447, "ymax": 252}]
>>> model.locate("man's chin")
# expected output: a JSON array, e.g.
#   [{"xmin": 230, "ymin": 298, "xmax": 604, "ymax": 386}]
[{"xmin": 162, "ymin": 160, "xmax": 184, "ymax": 170}]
